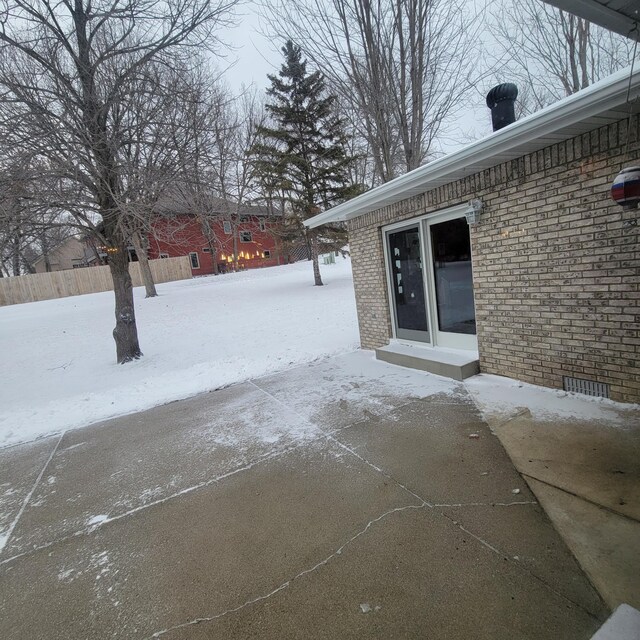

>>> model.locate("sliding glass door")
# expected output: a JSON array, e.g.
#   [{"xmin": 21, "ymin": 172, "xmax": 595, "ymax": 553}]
[
  {"xmin": 386, "ymin": 225, "xmax": 430, "ymax": 343},
  {"xmin": 385, "ymin": 209, "xmax": 477, "ymax": 351},
  {"xmin": 427, "ymin": 215, "xmax": 477, "ymax": 350}
]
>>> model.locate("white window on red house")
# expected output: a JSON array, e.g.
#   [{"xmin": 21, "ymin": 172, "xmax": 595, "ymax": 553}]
[
  {"xmin": 223, "ymin": 221, "xmax": 232, "ymax": 234},
  {"xmin": 259, "ymin": 219, "xmax": 266, "ymax": 232},
  {"xmin": 189, "ymin": 252, "xmax": 200, "ymax": 269},
  {"xmin": 159, "ymin": 253, "xmax": 169, "ymax": 259},
  {"xmin": 240, "ymin": 231, "xmax": 252, "ymax": 243},
  {"xmin": 263, "ymin": 250, "xmax": 271, "ymax": 258},
  {"xmin": 239, "ymin": 215, "xmax": 249, "ymax": 223}
]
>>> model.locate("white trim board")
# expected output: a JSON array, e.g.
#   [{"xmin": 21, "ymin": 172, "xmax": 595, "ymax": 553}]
[{"xmin": 305, "ymin": 65, "xmax": 640, "ymax": 229}]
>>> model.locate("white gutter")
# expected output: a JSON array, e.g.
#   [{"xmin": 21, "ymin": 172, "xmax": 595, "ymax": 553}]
[
  {"xmin": 543, "ymin": 1, "xmax": 640, "ymax": 40},
  {"xmin": 305, "ymin": 65, "xmax": 640, "ymax": 229}
]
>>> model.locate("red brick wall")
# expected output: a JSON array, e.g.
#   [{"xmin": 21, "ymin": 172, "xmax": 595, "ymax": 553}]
[{"xmin": 148, "ymin": 215, "xmax": 282, "ymax": 275}]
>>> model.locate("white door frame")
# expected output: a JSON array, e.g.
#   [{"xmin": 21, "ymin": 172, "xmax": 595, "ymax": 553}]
[
  {"xmin": 382, "ymin": 204, "xmax": 478, "ymax": 351},
  {"xmin": 383, "ymin": 220, "xmax": 432, "ymax": 344}
]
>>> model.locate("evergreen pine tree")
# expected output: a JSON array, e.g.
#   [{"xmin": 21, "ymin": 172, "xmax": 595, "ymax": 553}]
[{"xmin": 253, "ymin": 41, "xmax": 359, "ymax": 286}]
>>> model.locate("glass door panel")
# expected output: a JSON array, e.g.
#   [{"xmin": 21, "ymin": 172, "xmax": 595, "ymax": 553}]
[
  {"xmin": 387, "ymin": 226, "xmax": 430, "ymax": 342},
  {"xmin": 429, "ymin": 217, "xmax": 476, "ymax": 339}
]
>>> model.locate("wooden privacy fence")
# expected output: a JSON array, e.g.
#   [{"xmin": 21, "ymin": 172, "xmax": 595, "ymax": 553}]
[{"xmin": 0, "ymin": 256, "xmax": 192, "ymax": 306}]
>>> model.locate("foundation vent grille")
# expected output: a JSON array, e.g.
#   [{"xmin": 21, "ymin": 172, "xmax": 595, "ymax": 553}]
[{"xmin": 563, "ymin": 376, "xmax": 610, "ymax": 399}]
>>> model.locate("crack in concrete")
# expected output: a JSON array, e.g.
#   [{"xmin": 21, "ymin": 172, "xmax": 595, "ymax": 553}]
[
  {"xmin": 438, "ymin": 510, "xmax": 603, "ymax": 621},
  {"xmin": 432, "ymin": 501, "xmax": 538, "ymax": 507},
  {"xmin": 327, "ymin": 434, "xmax": 433, "ymax": 506},
  {"xmin": 0, "ymin": 382, "xmax": 434, "ymax": 568},
  {"xmin": 249, "ymin": 378, "xmax": 594, "ymax": 615},
  {"xmin": 0, "ymin": 431, "xmax": 65, "ymax": 554},
  {"xmin": 521, "ymin": 472, "xmax": 640, "ymax": 524},
  {"xmin": 146, "ymin": 487, "xmax": 598, "ymax": 637},
  {"xmin": 147, "ymin": 502, "xmax": 426, "ymax": 639},
  {"xmin": 2, "ymin": 372, "xmax": 605, "ymax": 630},
  {"xmin": 248, "ymin": 380, "xmax": 601, "ymax": 616},
  {"xmin": 0, "ymin": 375, "xmax": 456, "ymax": 567},
  {"xmin": 248, "ymin": 380, "xmax": 434, "ymax": 507},
  {"xmin": 0, "ymin": 443, "xmax": 307, "ymax": 568}
]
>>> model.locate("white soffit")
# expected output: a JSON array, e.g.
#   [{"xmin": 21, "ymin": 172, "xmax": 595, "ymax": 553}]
[
  {"xmin": 543, "ymin": 0, "xmax": 639, "ymax": 40},
  {"xmin": 305, "ymin": 65, "xmax": 640, "ymax": 229}
]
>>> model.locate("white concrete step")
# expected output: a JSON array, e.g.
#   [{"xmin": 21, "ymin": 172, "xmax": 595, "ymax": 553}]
[
  {"xmin": 375, "ymin": 342, "xmax": 479, "ymax": 381},
  {"xmin": 590, "ymin": 604, "xmax": 640, "ymax": 640}
]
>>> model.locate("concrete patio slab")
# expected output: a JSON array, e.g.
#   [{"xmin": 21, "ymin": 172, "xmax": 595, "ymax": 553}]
[
  {"xmin": 173, "ymin": 509, "xmax": 601, "ymax": 640},
  {"xmin": 488, "ymin": 409, "xmax": 640, "ymax": 610},
  {"xmin": 334, "ymin": 396, "xmax": 531, "ymax": 505},
  {"xmin": 0, "ymin": 352, "xmax": 611, "ymax": 639},
  {"xmin": 435, "ymin": 502, "xmax": 607, "ymax": 617},
  {"xmin": 252, "ymin": 349, "xmax": 464, "ymax": 431},
  {"xmin": 492, "ymin": 411, "xmax": 640, "ymax": 521},
  {"xmin": 527, "ymin": 477, "xmax": 640, "ymax": 610},
  {"xmin": 0, "ymin": 436, "xmax": 59, "ymax": 547},
  {"xmin": 0, "ymin": 439, "xmax": 415, "ymax": 639},
  {"xmin": 1, "ymin": 382, "xmax": 321, "ymax": 559}
]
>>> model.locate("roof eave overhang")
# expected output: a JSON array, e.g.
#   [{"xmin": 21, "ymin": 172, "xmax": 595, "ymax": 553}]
[
  {"xmin": 543, "ymin": 1, "xmax": 639, "ymax": 40},
  {"xmin": 305, "ymin": 65, "xmax": 640, "ymax": 229}
]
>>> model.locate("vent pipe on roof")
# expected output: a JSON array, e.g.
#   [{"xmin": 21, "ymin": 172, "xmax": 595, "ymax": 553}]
[{"xmin": 486, "ymin": 83, "xmax": 518, "ymax": 131}]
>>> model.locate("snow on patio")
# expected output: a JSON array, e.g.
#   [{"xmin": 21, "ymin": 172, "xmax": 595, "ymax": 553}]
[
  {"xmin": 0, "ymin": 259, "xmax": 359, "ymax": 447},
  {"xmin": 466, "ymin": 374, "xmax": 640, "ymax": 427},
  {"xmin": 2, "ymin": 255, "xmax": 637, "ymax": 450}
]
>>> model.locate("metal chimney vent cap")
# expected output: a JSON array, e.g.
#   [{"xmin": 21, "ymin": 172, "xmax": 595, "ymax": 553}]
[{"xmin": 486, "ymin": 83, "xmax": 518, "ymax": 108}]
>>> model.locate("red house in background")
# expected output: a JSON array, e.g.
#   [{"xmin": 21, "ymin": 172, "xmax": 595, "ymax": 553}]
[{"xmin": 148, "ymin": 202, "xmax": 284, "ymax": 276}]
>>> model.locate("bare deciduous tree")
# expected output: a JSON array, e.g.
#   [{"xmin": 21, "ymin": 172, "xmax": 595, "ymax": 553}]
[
  {"xmin": 0, "ymin": 0, "xmax": 238, "ymax": 362},
  {"xmin": 261, "ymin": 0, "xmax": 483, "ymax": 184},
  {"xmin": 166, "ymin": 73, "xmax": 273, "ymax": 272},
  {"xmin": 489, "ymin": 0, "xmax": 634, "ymax": 114},
  {"xmin": 0, "ymin": 152, "xmax": 72, "ymax": 276},
  {"xmin": 209, "ymin": 89, "xmax": 269, "ymax": 271},
  {"xmin": 113, "ymin": 61, "xmax": 216, "ymax": 298}
]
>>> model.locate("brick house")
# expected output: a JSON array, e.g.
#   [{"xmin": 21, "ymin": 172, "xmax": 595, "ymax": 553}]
[
  {"xmin": 80, "ymin": 200, "xmax": 285, "ymax": 275},
  {"xmin": 305, "ymin": 66, "xmax": 640, "ymax": 403},
  {"xmin": 148, "ymin": 207, "xmax": 283, "ymax": 276}
]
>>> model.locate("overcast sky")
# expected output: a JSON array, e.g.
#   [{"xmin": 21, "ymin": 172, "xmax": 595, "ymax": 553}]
[
  {"xmin": 219, "ymin": 2, "xmax": 493, "ymax": 154},
  {"xmin": 221, "ymin": 4, "xmax": 277, "ymax": 92}
]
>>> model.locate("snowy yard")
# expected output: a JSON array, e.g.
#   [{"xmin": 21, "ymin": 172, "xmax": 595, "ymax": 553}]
[
  {"xmin": 0, "ymin": 259, "xmax": 359, "ymax": 447},
  {"xmin": 2, "ymin": 255, "xmax": 636, "ymax": 449}
]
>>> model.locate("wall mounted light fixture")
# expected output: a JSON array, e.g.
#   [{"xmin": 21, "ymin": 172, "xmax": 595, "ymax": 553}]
[{"xmin": 465, "ymin": 199, "xmax": 483, "ymax": 225}]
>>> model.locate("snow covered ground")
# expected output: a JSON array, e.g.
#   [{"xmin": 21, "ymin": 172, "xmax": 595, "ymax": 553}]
[
  {"xmin": 2, "ymin": 254, "xmax": 637, "ymax": 449},
  {"xmin": 0, "ymin": 259, "xmax": 359, "ymax": 447},
  {"xmin": 466, "ymin": 374, "xmax": 639, "ymax": 427}
]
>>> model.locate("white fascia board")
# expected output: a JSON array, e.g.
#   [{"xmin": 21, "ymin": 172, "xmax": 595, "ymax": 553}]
[
  {"xmin": 305, "ymin": 65, "xmax": 640, "ymax": 229},
  {"xmin": 542, "ymin": 1, "xmax": 640, "ymax": 40}
]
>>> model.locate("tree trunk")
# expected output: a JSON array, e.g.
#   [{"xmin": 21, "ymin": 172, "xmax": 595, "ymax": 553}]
[
  {"xmin": 131, "ymin": 231, "xmax": 157, "ymax": 298},
  {"xmin": 12, "ymin": 236, "xmax": 21, "ymax": 276},
  {"xmin": 205, "ymin": 235, "xmax": 218, "ymax": 275},
  {"xmin": 109, "ymin": 241, "xmax": 143, "ymax": 363},
  {"xmin": 232, "ymin": 222, "xmax": 239, "ymax": 271},
  {"xmin": 310, "ymin": 234, "xmax": 323, "ymax": 286},
  {"xmin": 200, "ymin": 218, "xmax": 219, "ymax": 274},
  {"xmin": 42, "ymin": 233, "xmax": 51, "ymax": 272}
]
